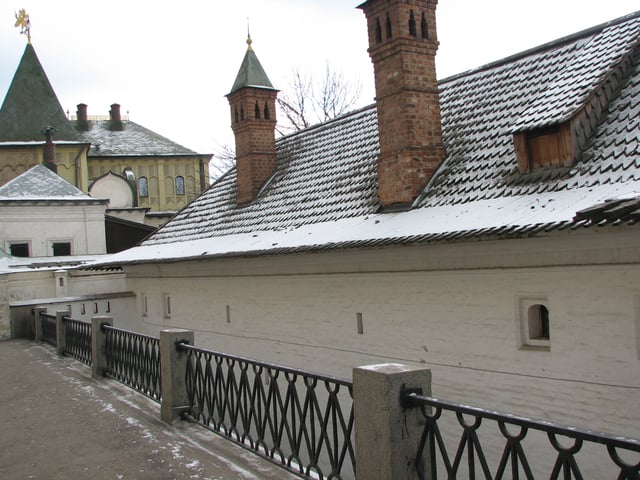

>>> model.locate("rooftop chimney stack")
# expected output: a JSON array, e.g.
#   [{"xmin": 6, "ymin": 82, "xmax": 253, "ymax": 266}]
[
  {"xmin": 359, "ymin": 0, "xmax": 445, "ymax": 208},
  {"xmin": 76, "ymin": 103, "xmax": 89, "ymax": 131},
  {"xmin": 227, "ymin": 36, "xmax": 279, "ymax": 205},
  {"xmin": 41, "ymin": 126, "xmax": 57, "ymax": 173},
  {"xmin": 109, "ymin": 103, "xmax": 123, "ymax": 131}
]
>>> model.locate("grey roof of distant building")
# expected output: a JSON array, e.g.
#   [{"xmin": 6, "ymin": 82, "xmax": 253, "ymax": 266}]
[
  {"xmin": 0, "ymin": 164, "xmax": 103, "ymax": 201},
  {"xmin": 75, "ymin": 120, "xmax": 208, "ymax": 157},
  {"xmin": 96, "ymin": 11, "xmax": 640, "ymax": 267}
]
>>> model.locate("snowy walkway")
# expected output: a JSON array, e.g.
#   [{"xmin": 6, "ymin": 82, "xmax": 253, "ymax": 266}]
[{"xmin": 0, "ymin": 339, "xmax": 299, "ymax": 480}]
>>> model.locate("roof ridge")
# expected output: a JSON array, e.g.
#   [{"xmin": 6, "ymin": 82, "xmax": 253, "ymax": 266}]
[{"xmin": 439, "ymin": 9, "xmax": 640, "ymax": 85}]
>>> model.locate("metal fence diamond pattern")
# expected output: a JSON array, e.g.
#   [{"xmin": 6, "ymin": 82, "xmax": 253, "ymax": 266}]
[
  {"xmin": 63, "ymin": 317, "xmax": 92, "ymax": 365},
  {"xmin": 181, "ymin": 344, "xmax": 355, "ymax": 480},
  {"xmin": 406, "ymin": 393, "xmax": 640, "ymax": 480},
  {"xmin": 103, "ymin": 325, "xmax": 162, "ymax": 402}
]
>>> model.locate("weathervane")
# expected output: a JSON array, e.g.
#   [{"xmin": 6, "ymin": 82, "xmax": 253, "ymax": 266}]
[{"xmin": 15, "ymin": 8, "xmax": 31, "ymax": 43}]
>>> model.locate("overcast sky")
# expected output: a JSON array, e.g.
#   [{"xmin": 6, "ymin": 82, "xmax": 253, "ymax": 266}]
[{"xmin": 1, "ymin": 1, "xmax": 638, "ymax": 158}]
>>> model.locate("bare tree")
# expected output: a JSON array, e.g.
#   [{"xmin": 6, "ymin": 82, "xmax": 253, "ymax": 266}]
[
  {"xmin": 209, "ymin": 143, "xmax": 236, "ymax": 182},
  {"xmin": 277, "ymin": 63, "xmax": 362, "ymax": 134}
]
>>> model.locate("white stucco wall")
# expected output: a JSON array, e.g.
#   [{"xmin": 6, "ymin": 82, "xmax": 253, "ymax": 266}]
[
  {"xmin": 0, "ymin": 203, "xmax": 106, "ymax": 256},
  {"xmin": 121, "ymin": 228, "xmax": 640, "ymax": 441},
  {"xmin": 0, "ymin": 266, "xmax": 129, "ymax": 339}
]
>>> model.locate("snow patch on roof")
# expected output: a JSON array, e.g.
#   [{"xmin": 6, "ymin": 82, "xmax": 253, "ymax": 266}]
[{"xmin": 95, "ymin": 181, "xmax": 640, "ymax": 266}]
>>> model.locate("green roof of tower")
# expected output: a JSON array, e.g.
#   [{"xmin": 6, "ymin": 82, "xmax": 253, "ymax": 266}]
[
  {"xmin": 229, "ymin": 36, "xmax": 276, "ymax": 94},
  {"xmin": 0, "ymin": 44, "xmax": 78, "ymax": 142}
]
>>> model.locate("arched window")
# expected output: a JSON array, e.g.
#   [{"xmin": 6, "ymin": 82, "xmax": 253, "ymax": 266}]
[
  {"xmin": 138, "ymin": 177, "xmax": 148, "ymax": 197},
  {"xmin": 375, "ymin": 17, "xmax": 382, "ymax": 43},
  {"xmin": 255, "ymin": 101, "xmax": 260, "ymax": 119},
  {"xmin": 264, "ymin": 103, "xmax": 270, "ymax": 120},
  {"xmin": 527, "ymin": 304, "xmax": 550, "ymax": 340},
  {"xmin": 176, "ymin": 176, "xmax": 185, "ymax": 195},
  {"xmin": 421, "ymin": 12, "xmax": 429, "ymax": 39},
  {"xmin": 409, "ymin": 11, "xmax": 417, "ymax": 36},
  {"xmin": 385, "ymin": 13, "xmax": 392, "ymax": 39}
]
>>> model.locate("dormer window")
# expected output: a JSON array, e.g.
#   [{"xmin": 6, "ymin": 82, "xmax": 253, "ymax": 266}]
[{"xmin": 513, "ymin": 122, "xmax": 573, "ymax": 173}]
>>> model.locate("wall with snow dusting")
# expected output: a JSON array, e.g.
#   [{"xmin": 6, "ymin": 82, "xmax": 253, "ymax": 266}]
[
  {"xmin": 0, "ymin": 203, "xmax": 106, "ymax": 257},
  {"xmin": 121, "ymin": 229, "xmax": 640, "ymax": 442}
]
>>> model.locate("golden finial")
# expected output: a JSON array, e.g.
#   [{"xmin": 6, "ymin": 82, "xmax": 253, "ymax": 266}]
[
  {"xmin": 14, "ymin": 9, "xmax": 31, "ymax": 43},
  {"xmin": 246, "ymin": 18, "xmax": 252, "ymax": 50}
]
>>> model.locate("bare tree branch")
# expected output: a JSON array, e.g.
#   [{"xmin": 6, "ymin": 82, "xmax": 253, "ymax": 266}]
[
  {"xmin": 277, "ymin": 63, "xmax": 362, "ymax": 133},
  {"xmin": 210, "ymin": 143, "xmax": 236, "ymax": 181}
]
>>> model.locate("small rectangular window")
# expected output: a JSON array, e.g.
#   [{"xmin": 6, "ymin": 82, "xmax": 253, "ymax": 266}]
[
  {"xmin": 10, "ymin": 242, "xmax": 29, "ymax": 257},
  {"xmin": 163, "ymin": 293, "xmax": 172, "ymax": 318},
  {"xmin": 52, "ymin": 242, "xmax": 71, "ymax": 256}
]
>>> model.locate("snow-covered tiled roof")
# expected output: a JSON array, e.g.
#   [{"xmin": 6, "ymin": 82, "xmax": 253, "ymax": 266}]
[
  {"xmin": 0, "ymin": 164, "xmax": 104, "ymax": 201},
  {"xmin": 76, "ymin": 120, "xmax": 204, "ymax": 157},
  {"xmin": 96, "ymin": 12, "xmax": 640, "ymax": 266}
]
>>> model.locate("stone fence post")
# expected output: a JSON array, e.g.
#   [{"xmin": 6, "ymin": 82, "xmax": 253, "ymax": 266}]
[
  {"xmin": 91, "ymin": 316, "xmax": 113, "ymax": 378},
  {"xmin": 160, "ymin": 328, "xmax": 194, "ymax": 424},
  {"xmin": 55, "ymin": 310, "xmax": 70, "ymax": 356},
  {"xmin": 353, "ymin": 363, "xmax": 432, "ymax": 480},
  {"xmin": 33, "ymin": 307, "xmax": 46, "ymax": 342}
]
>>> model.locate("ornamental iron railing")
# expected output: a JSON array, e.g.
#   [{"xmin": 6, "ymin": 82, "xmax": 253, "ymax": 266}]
[
  {"xmin": 63, "ymin": 317, "xmax": 92, "ymax": 365},
  {"xmin": 401, "ymin": 390, "xmax": 640, "ymax": 479},
  {"xmin": 103, "ymin": 325, "xmax": 162, "ymax": 402},
  {"xmin": 40, "ymin": 312, "xmax": 57, "ymax": 346},
  {"xmin": 178, "ymin": 342, "xmax": 355, "ymax": 480}
]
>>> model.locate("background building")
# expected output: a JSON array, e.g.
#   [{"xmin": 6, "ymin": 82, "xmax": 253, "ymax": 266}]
[{"xmin": 0, "ymin": 43, "xmax": 211, "ymax": 222}]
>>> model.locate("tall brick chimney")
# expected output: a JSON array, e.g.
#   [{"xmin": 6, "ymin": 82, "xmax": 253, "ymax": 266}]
[
  {"xmin": 226, "ymin": 36, "xmax": 278, "ymax": 205},
  {"xmin": 76, "ymin": 103, "xmax": 89, "ymax": 131},
  {"xmin": 109, "ymin": 103, "xmax": 123, "ymax": 131},
  {"xmin": 359, "ymin": 0, "xmax": 445, "ymax": 208}
]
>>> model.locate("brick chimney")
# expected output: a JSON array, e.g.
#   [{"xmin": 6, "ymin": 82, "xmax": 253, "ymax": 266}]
[
  {"xmin": 226, "ymin": 36, "xmax": 278, "ymax": 205},
  {"xmin": 109, "ymin": 103, "xmax": 123, "ymax": 131},
  {"xmin": 76, "ymin": 103, "xmax": 89, "ymax": 131},
  {"xmin": 41, "ymin": 126, "xmax": 57, "ymax": 173},
  {"xmin": 359, "ymin": 0, "xmax": 445, "ymax": 208}
]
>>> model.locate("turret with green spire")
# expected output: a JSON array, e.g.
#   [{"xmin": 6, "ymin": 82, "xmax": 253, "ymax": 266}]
[{"xmin": 227, "ymin": 35, "xmax": 278, "ymax": 205}]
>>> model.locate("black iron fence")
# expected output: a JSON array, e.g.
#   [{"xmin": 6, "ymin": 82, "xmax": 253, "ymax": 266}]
[
  {"xmin": 31, "ymin": 307, "xmax": 640, "ymax": 480},
  {"xmin": 103, "ymin": 325, "xmax": 162, "ymax": 402},
  {"xmin": 40, "ymin": 312, "xmax": 57, "ymax": 346},
  {"xmin": 402, "ymin": 390, "xmax": 640, "ymax": 479},
  {"xmin": 63, "ymin": 317, "xmax": 92, "ymax": 365},
  {"xmin": 178, "ymin": 342, "xmax": 355, "ymax": 480}
]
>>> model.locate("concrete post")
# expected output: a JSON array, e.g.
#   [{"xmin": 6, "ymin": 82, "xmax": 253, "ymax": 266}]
[
  {"xmin": 160, "ymin": 328, "xmax": 194, "ymax": 425},
  {"xmin": 353, "ymin": 363, "xmax": 432, "ymax": 480},
  {"xmin": 91, "ymin": 316, "xmax": 113, "ymax": 378},
  {"xmin": 33, "ymin": 307, "xmax": 46, "ymax": 342},
  {"xmin": 55, "ymin": 310, "xmax": 70, "ymax": 356}
]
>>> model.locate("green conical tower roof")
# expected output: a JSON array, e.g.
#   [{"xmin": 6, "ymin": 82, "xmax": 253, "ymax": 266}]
[
  {"xmin": 229, "ymin": 36, "xmax": 276, "ymax": 94},
  {"xmin": 0, "ymin": 44, "xmax": 78, "ymax": 142}
]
